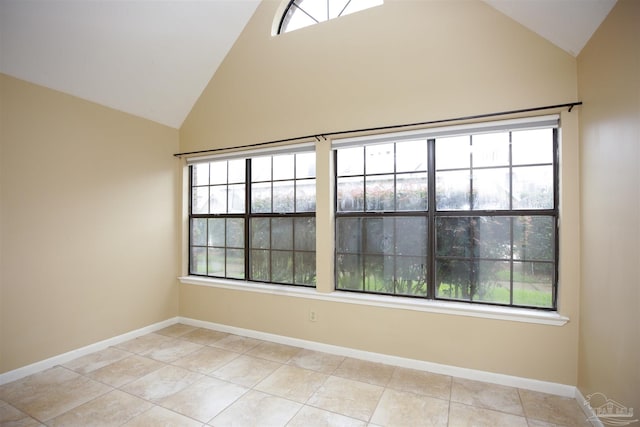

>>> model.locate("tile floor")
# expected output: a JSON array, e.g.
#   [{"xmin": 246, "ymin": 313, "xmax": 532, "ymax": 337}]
[{"xmin": 0, "ymin": 324, "xmax": 593, "ymax": 427}]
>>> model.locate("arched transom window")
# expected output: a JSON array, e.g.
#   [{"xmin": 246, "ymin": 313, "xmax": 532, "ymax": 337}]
[{"xmin": 277, "ymin": 0, "xmax": 383, "ymax": 34}]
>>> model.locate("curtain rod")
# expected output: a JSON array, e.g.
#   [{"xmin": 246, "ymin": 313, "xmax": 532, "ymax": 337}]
[{"xmin": 173, "ymin": 101, "xmax": 582, "ymax": 158}]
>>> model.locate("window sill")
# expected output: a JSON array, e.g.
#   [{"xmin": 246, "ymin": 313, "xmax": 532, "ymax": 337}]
[{"xmin": 178, "ymin": 276, "xmax": 569, "ymax": 326}]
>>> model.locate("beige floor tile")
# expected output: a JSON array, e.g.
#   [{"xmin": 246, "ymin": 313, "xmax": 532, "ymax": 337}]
[
  {"xmin": 210, "ymin": 334, "xmax": 263, "ymax": 353},
  {"xmin": 288, "ymin": 349, "xmax": 345, "ymax": 374},
  {"xmin": 254, "ymin": 364, "xmax": 328, "ymax": 403},
  {"xmin": 387, "ymin": 367, "xmax": 452, "ymax": 400},
  {"xmin": 122, "ymin": 406, "xmax": 203, "ymax": 427},
  {"xmin": 0, "ymin": 401, "xmax": 44, "ymax": 427},
  {"xmin": 62, "ymin": 347, "xmax": 131, "ymax": 375},
  {"xmin": 0, "ymin": 367, "xmax": 111, "ymax": 422},
  {"xmin": 209, "ymin": 390, "xmax": 302, "ymax": 427},
  {"xmin": 520, "ymin": 389, "xmax": 592, "ymax": 427},
  {"xmin": 370, "ymin": 388, "xmax": 449, "ymax": 427},
  {"xmin": 115, "ymin": 333, "xmax": 174, "ymax": 355},
  {"xmin": 333, "ymin": 358, "xmax": 395, "ymax": 387},
  {"xmin": 47, "ymin": 389, "xmax": 152, "ymax": 427},
  {"xmin": 156, "ymin": 323, "xmax": 198, "ymax": 338},
  {"xmin": 122, "ymin": 365, "xmax": 203, "ymax": 402},
  {"xmin": 171, "ymin": 346, "xmax": 240, "ymax": 374},
  {"xmin": 179, "ymin": 328, "xmax": 229, "ymax": 346},
  {"xmin": 287, "ymin": 405, "xmax": 367, "ymax": 427},
  {"xmin": 210, "ymin": 355, "xmax": 280, "ymax": 387},
  {"xmin": 448, "ymin": 401, "xmax": 528, "ymax": 427},
  {"xmin": 245, "ymin": 341, "xmax": 301, "ymax": 363},
  {"xmin": 451, "ymin": 378, "xmax": 524, "ymax": 416},
  {"xmin": 526, "ymin": 419, "xmax": 567, "ymax": 427},
  {"xmin": 87, "ymin": 355, "xmax": 164, "ymax": 388},
  {"xmin": 160, "ymin": 376, "xmax": 247, "ymax": 423},
  {"xmin": 141, "ymin": 337, "xmax": 203, "ymax": 363},
  {"xmin": 307, "ymin": 375, "xmax": 384, "ymax": 421}
]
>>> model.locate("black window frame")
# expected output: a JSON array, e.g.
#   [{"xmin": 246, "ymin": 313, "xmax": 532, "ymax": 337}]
[
  {"xmin": 188, "ymin": 152, "xmax": 317, "ymax": 288},
  {"xmin": 334, "ymin": 125, "xmax": 559, "ymax": 310}
]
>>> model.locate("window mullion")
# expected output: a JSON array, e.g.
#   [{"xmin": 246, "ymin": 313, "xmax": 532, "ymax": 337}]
[
  {"xmin": 245, "ymin": 158, "xmax": 251, "ymax": 281},
  {"xmin": 427, "ymin": 139, "xmax": 437, "ymax": 299}
]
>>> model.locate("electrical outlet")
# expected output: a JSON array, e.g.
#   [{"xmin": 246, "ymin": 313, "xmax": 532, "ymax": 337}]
[{"xmin": 309, "ymin": 310, "xmax": 317, "ymax": 322}]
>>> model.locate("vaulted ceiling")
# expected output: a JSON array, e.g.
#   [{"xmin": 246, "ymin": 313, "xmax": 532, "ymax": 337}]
[{"xmin": 0, "ymin": 0, "xmax": 616, "ymax": 129}]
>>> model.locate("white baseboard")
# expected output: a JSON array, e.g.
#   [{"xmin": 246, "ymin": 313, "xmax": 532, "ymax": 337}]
[
  {"xmin": 1, "ymin": 315, "xmax": 579, "ymax": 400},
  {"xmin": 576, "ymin": 388, "xmax": 606, "ymax": 427},
  {"xmin": 0, "ymin": 317, "xmax": 179, "ymax": 385},
  {"xmin": 178, "ymin": 316, "xmax": 577, "ymax": 398}
]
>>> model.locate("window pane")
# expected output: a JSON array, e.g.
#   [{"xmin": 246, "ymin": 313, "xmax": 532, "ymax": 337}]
[
  {"xmin": 396, "ymin": 140, "xmax": 428, "ymax": 173},
  {"xmin": 336, "ymin": 254, "xmax": 363, "ymax": 290},
  {"xmin": 272, "ymin": 218, "xmax": 293, "ymax": 250},
  {"xmin": 513, "ymin": 261, "xmax": 553, "ymax": 307},
  {"xmin": 228, "ymin": 159, "xmax": 246, "ymax": 183},
  {"xmin": 251, "ymin": 249, "xmax": 269, "ymax": 281},
  {"xmin": 337, "ymin": 176, "xmax": 364, "ymax": 211},
  {"xmin": 251, "ymin": 218, "xmax": 270, "ymax": 249},
  {"xmin": 365, "ymin": 143, "xmax": 394, "ymax": 174},
  {"xmin": 191, "ymin": 247, "xmax": 207, "ymax": 275},
  {"xmin": 296, "ymin": 152, "xmax": 316, "ymax": 178},
  {"xmin": 512, "ymin": 128, "xmax": 553, "ymax": 165},
  {"xmin": 396, "ymin": 217, "xmax": 427, "ymax": 256},
  {"xmin": 272, "ymin": 251, "xmax": 293, "ymax": 283},
  {"xmin": 337, "ymin": 147, "xmax": 364, "ymax": 176},
  {"xmin": 472, "ymin": 132, "xmax": 509, "ymax": 167},
  {"xmin": 226, "ymin": 218, "xmax": 244, "ymax": 248},
  {"xmin": 436, "ymin": 170, "xmax": 470, "ymax": 210},
  {"xmin": 395, "ymin": 257, "xmax": 427, "ymax": 296},
  {"xmin": 296, "ymin": 179, "xmax": 316, "ymax": 212},
  {"xmin": 209, "ymin": 161, "xmax": 227, "ymax": 185},
  {"xmin": 473, "ymin": 168, "xmax": 510, "ymax": 210},
  {"xmin": 436, "ymin": 217, "xmax": 472, "ymax": 257},
  {"xmin": 513, "ymin": 165, "xmax": 553, "ymax": 209},
  {"xmin": 294, "ymin": 217, "xmax": 316, "ymax": 251},
  {"xmin": 294, "ymin": 252, "xmax": 316, "ymax": 285},
  {"xmin": 273, "ymin": 180, "xmax": 295, "ymax": 212},
  {"xmin": 336, "ymin": 217, "xmax": 362, "ymax": 254},
  {"xmin": 226, "ymin": 249, "xmax": 244, "ymax": 279},
  {"xmin": 252, "ymin": 157, "xmax": 271, "ymax": 182},
  {"xmin": 436, "ymin": 260, "xmax": 471, "ymax": 301},
  {"xmin": 191, "ymin": 218, "xmax": 207, "ymax": 246},
  {"xmin": 192, "ymin": 187, "xmax": 209, "ymax": 214},
  {"xmin": 273, "ymin": 154, "xmax": 295, "ymax": 181},
  {"xmin": 251, "ymin": 182, "xmax": 271, "ymax": 213},
  {"xmin": 396, "ymin": 173, "xmax": 427, "ymax": 211},
  {"xmin": 366, "ymin": 174, "xmax": 394, "ymax": 211},
  {"xmin": 364, "ymin": 217, "xmax": 393, "ymax": 255},
  {"xmin": 436, "ymin": 136, "xmax": 470, "ymax": 170},
  {"xmin": 476, "ymin": 217, "xmax": 511, "ymax": 259},
  {"xmin": 364, "ymin": 254, "xmax": 392, "ymax": 293},
  {"xmin": 476, "ymin": 260, "xmax": 511, "ymax": 304},
  {"xmin": 209, "ymin": 186, "xmax": 227, "ymax": 213},
  {"xmin": 208, "ymin": 247, "xmax": 225, "ymax": 276},
  {"xmin": 192, "ymin": 163, "xmax": 209, "ymax": 186},
  {"xmin": 513, "ymin": 216, "xmax": 555, "ymax": 261},
  {"xmin": 208, "ymin": 218, "xmax": 225, "ymax": 247},
  {"xmin": 228, "ymin": 184, "xmax": 245, "ymax": 213}
]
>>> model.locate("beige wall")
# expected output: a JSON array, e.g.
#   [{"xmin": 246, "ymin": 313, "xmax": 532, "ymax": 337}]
[
  {"xmin": 179, "ymin": 0, "xmax": 582, "ymax": 385},
  {"xmin": 0, "ymin": 74, "xmax": 180, "ymax": 373},
  {"xmin": 577, "ymin": 0, "xmax": 640, "ymax": 412}
]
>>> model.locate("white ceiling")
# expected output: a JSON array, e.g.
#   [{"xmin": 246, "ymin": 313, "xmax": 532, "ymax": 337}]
[{"xmin": 0, "ymin": 0, "xmax": 616, "ymax": 129}]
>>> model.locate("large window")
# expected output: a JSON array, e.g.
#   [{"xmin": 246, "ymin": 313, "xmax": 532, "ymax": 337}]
[
  {"xmin": 189, "ymin": 151, "xmax": 316, "ymax": 287},
  {"xmin": 334, "ymin": 118, "xmax": 558, "ymax": 309}
]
